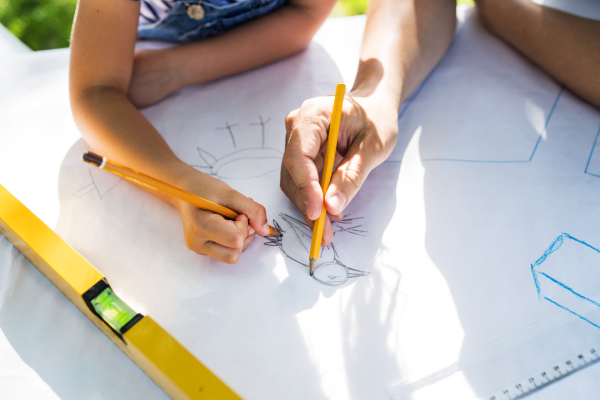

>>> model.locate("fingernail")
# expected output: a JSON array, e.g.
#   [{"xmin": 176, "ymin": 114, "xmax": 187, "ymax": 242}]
[
  {"xmin": 262, "ymin": 223, "xmax": 270, "ymax": 235},
  {"xmin": 328, "ymin": 192, "xmax": 347, "ymax": 214},
  {"xmin": 304, "ymin": 201, "xmax": 313, "ymax": 219},
  {"xmin": 248, "ymin": 227, "xmax": 255, "ymax": 236}
]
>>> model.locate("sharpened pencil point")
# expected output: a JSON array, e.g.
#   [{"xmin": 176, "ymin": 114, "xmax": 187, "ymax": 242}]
[
  {"xmin": 269, "ymin": 226, "xmax": 281, "ymax": 236},
  {"xmin": 309, "ymin": 258, "xmax": 317, "ymax": 276}
]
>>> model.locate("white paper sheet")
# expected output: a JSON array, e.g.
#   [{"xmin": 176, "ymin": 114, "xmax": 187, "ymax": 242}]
[{"xmin": 2, "ymin": 5, "xmax": 600, "ymax": 400}]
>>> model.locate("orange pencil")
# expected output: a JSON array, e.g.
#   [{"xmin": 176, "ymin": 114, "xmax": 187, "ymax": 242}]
[
  {"xmin": 309, "ymin": 83, "xmax": 346, "ymax": 275},
  {"xmin": 82, "ymin": 151, "xmax": 280, "ymax": 236}
]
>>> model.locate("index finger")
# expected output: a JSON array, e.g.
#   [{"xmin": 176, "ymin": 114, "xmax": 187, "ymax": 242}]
[{"xmin": 282, "ymin": 107, "xmax": 330, "ymax": 220}]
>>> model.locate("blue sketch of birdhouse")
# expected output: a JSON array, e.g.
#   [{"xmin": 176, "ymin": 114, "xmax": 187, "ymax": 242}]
[
  {"xmin": 584, "ymin": 124, "xmax": 600, "ymax": 178},
  {"xmin": 264, "ymin": 213, "xmax": 370, "ymax": 286},
  {"xmin": 191, "ymin": 116, "xmax": 283, "ymax": 180},
  {"xmin": 531, "ymin": 233, "xmax": 600, "ymax": 329}
]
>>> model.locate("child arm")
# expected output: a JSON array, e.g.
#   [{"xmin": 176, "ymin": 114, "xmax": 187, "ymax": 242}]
[
  {"xmin": 128, "ymin": 0, "xmax": 338, "ymax": 107},
  {"xmin": 69, "ymin": 0, "xmax": 269, "ymax": 263}
]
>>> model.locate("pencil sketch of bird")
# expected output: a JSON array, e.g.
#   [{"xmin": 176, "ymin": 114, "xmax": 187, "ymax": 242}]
[{"xmin": 264, "ymin": 213, "xmax": 370, "ymax": 286}]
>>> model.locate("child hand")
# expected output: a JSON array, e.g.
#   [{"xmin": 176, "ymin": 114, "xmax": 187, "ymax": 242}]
[{"xmin": 175, "ymin": 173, "xmax": 270, "ymax": 263}]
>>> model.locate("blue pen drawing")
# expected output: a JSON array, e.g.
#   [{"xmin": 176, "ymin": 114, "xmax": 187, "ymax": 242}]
[
  {"xmin": 420, "ymin": 86, "xmax": 560, "ymax": 163},
  {"xmin": 264, "ymin": 213, "xmax": 370, "ymax": 286},
  {"xmin": 72, "ymin": 169, "xmax": 123, "ymax": 200},
  {"xmin": 191, "ymin": 116, "xmax": 282, "ymax": 180},
  {"xmin": 531, "ymin": 233, "xmax": 600, "ymax": 329},
  {"xmin": 584, "ymin": 124, "xmax": 600, "ymax": 178},
  {"xmin": 387, "ymin": 12, "xmax": 563, "ymax": 165},
  {"xmin": 387, "ymin": 87, "xmax": 564, "ymax": 165}
]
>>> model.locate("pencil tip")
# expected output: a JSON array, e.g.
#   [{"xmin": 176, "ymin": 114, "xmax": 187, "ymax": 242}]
[
  {"xmin": 270, "ymin": 228, "xmax": 281, "ymax": 237},
  {"xmin": 309, "ymin": 258, "xmax": 317, "ymax": 276}
]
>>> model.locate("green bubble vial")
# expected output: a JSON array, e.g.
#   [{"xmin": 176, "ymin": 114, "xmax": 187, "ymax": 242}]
[{"xmin": 90, "ymin": 287, "xmax": 137, "ymax": 334}]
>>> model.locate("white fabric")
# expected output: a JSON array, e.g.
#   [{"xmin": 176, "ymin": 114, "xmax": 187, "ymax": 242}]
[{"xmin": 2, "ymin": 6, "xmax": 600, "ymax": 400}]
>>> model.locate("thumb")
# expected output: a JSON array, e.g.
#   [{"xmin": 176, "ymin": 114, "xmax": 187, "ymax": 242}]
[
  {"xmin": 223, "ymin": 192, "xmax": 270, "ymax": 236},
  {"xmin": 324, "ymin": 147, "xmax": 376, "ymax": 216}
]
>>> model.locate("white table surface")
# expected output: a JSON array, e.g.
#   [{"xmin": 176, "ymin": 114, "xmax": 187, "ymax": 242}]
[{"xmin": 2, "ymin": 4, "xmax": 600, "ymax": 400}]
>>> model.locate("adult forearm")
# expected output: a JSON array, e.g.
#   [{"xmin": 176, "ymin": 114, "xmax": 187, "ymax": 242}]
[
  {"xmin": 71, "ymin": 87, "xmax": 195, "ymax": 208},
  {"xmin": 352, "ymin": 0, "xmax": 456, "ymax": 111},
  {"xmin": 477, "ymin": 0, "xmax": 600, "ymax": 108}
]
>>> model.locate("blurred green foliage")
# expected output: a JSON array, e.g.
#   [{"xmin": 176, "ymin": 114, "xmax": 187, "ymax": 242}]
[
  {"xmin": 331, "ymin": 0, "xmax": 369, "ymax": 18},
  {"xmin": 0, "ymin": 0, "xmax": 475, "ymax": 51},
  {"xmin": 0, "ymin": 0, "xmax": 77, "ymax": 50}
]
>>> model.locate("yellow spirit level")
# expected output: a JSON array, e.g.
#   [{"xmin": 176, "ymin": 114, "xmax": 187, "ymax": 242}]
[{"xmin": 0, "ymin": 183, "xmax": 241, "ymax": 400}]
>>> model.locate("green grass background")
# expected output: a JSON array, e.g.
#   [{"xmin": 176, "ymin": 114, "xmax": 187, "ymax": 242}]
[{"xmin": 0, "ymin": 0, "xmax": 473, "ymax": 51}]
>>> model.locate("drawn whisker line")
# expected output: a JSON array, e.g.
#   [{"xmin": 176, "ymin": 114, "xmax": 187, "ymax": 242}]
[
  {"xmin": 346, "ymin": 231, "xmax": 366, "ymax": 237},
  {"xmin": 334, "ymin": 216, "xmax": 364, "ymax": 225},
  {"xmin": 346, "ymin": 228, "xmax": 368, "ymax": 234},
  {"xmin": 346, "ymin": 224, "xmax": 364, "ymax": 230},
  {"xmin": 336, "ymin": 223, "xmax": 368, "ymax": 236}
]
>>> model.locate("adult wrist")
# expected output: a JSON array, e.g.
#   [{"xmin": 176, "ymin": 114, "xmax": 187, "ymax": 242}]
[{"xmin": 350, "ymin": 58, "xmax": 402, "ymax": 110}]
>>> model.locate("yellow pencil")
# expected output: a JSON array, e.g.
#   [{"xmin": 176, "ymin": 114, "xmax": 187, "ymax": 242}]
[
  {"xmin": 82, "ymin": 151, "xmax": 280, "ymax": 236},
  {"xmin": 309, "ymin": 83, "xmax": 346, "ymax": 275}
]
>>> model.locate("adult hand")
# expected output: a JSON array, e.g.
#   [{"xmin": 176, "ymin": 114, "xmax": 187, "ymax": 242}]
[{"xmin": 280, "ymin": 92, "xmax": 399, "ymax": 246}]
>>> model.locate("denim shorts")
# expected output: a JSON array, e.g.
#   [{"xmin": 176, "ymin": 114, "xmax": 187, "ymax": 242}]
[{"xmin": 138, "ymin": 0, "xmax": 287, "ymax": 43}]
